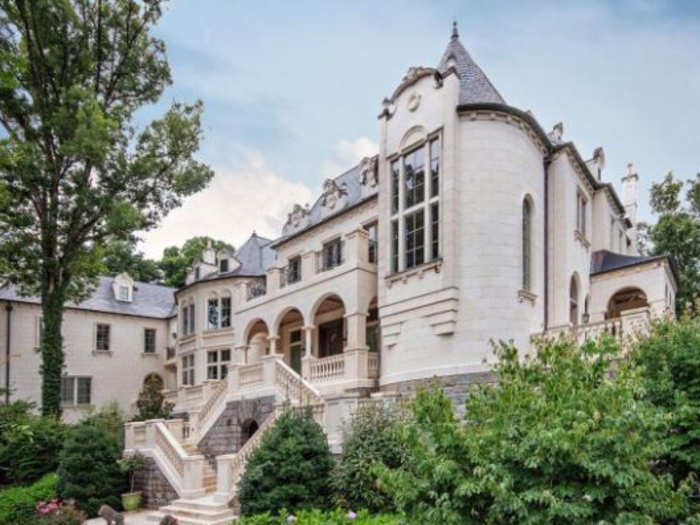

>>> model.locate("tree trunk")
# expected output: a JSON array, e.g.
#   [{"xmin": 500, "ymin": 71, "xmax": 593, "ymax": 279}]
[{"xmin": 40, "ymin": 286, "xmax": 65, "ymax": 417}]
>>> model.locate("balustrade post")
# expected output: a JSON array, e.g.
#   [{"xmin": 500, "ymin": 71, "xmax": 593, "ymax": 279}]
[
  {"xmin": 181, "ymin": 455, "xmax": 206, "ymax": 499},
  {"xmin": 145, "ymin": 419, "xmax": 164, "ymax": 449},
  {"xmin": 262, "ymin": 354, "xmax": 277, "ymax": 389},
  {"xmin": 301, "ymin": 326, "xmax": 315, "ymax": 380},
  {"xmin": 124, "ymin": 423, "xmax": 135, "ymax": 451},
  {"xmin": 213, "ymin": 454, "xmax": 237, "ymax": 503}
]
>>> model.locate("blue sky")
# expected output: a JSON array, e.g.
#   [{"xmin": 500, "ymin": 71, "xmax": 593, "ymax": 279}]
[{"xmin": 139, "ymin": 0, "xmax": 700, "ymax": 258}]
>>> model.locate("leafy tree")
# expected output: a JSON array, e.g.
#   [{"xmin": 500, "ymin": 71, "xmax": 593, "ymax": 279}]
[
  {"xmin": 0, "ymin": 1, "xmax": 213, "ymax": 415},
  {"xmin": 57, "ymin": 422, "xmax": 126, "ymax": 517},
  {"xmin": 238, "ymin": 408, "xmax": 333, "ymax": 516},
  {"xmin": 101, "ymin": 238, "xmax": 161, "ymax": 282},
  {"xmin": 159, "ymin": 236, "xmax": 234, "ymax": 287},
  {"xmin": 132, "ymin": 374, "xmax": 173, "ymax": 421},
  {"xmin": 640, "ymin": 172, "xmax": 700, "ymax": 312},
  {"xmin": 375, "ymin": 339, "xmax": 692, "ymax": 525},
  {"xmin": 333, "ymin": 401, "xmax": 408, "ymax": 512},
  {"xmin": 633, "ymin": 316, "xmax": 700, "ymax": 493}
]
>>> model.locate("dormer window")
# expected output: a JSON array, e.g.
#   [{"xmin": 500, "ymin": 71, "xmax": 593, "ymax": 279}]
[
  {"xmin": 220, "ymin": 259, "xmax": 229, "ymax": 273},
  {"xmin": 118, "ymin": 286, "xmax": 129, "ymax": 301},
  {"xmin": 112, "ymin": 273, "xmax": 133, "ymax": 302}
]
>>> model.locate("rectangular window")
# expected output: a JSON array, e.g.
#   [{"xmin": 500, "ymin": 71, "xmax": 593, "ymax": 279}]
[
  {"xmin": 576, "ymin": 190, "xmax": 587, "ymax": 236},
  {"xmin": 219, "ymin": 259, "xmax": 229, "ymax": 273},
  {"xmin": 391, "ymin": 160, "xmax": 400, "ymax": 214},
  {"xmin": 364, "ymin": 222, "xmax": 378, "ymax": 263},
  {"xmin": 318, "ymin": 319, "xmax": 344, "ymax": 358},
  {"xmin": 405, "ymin": 209, "xmax": 425, "ymax": 269},
  {"xmin": 194, "ymin": 267, "xmax": 200, "ymax": 280},
  {"xmin": 182, "ymin": 307, "xmax": 189, "ymax": 336},
  {"xmin": 287, "ymin": 256, "xmax": 302, "ymax": 284},
  {"xmin": 207, "ymin": 298, "xmax": 219, "ymax": 330},
  {"xmin": 207, "ymin": 349, "xmax": 231, "ymax": 380},
  {"xmin": 403, "ymin": 147, "xmax": 425, "ymax": 209},
  {"xmin": 188, "ymin": 304, "xmax": 195, "ymax": 334},
  {"xmin": 391, "ymin": 220, "xmax": 399, "ymax": 273},
  {"xmin": 144, "ymin": 328, "xmax": 156, "ymax": 354},
  {"xmin": 118, "ymin": 286, "xmax": 129, "ymax": 301},
  {"xmin": 431, "ymin": 202, "xmax": 439, "ymax": 261},
  {"xmin": 366, "ymin": 306, "xmax": 380, "ymax": 352},
  {"xmin": 60, "ymin": 376, "xmax": 91, "ymax": 405},
  {"xmin": 221, "ymin": 297, "xmax": 231, "ymax": 328},
  {"xmin": 430, "ymin": 138, "xmax": 440, "ymax": 197},
  {"xmin": 96, "ymin": 324, "xmax": 110, "ymax": 351},
  {"xmin": 321, "ymin": 238, "xmax": 342, "ymax": 271},
  {"xmin": 182, "ymin": 354, "xmax": 195, "ymax": 386}
]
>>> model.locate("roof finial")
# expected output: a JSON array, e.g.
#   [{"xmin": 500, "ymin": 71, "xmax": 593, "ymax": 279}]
[{"xmin": 451, "ymin": 19, "xmax": 459, "ymax": 40}]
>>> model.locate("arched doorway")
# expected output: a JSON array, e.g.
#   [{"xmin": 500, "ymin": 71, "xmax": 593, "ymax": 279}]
[
  {"xmin": 275, "ymin": 308, "xmax": 305, "ymax": 374},
  {"xmin": 241, "ymin": 419, "xmax": 259, "ymax": 446},
  {"xmin": 607, "ymin": 287, "xmax": 648, "ymax": 319},
  {"xmin": 312, "ymin": 294, "xmax": 346, "ymax": 358}
]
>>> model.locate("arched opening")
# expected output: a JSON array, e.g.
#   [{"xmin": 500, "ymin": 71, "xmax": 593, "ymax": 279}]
[
  {"xmin": 245, "ymin": 319, "xmax": 269, "ymax": 363},
  {"xmin": 607, "ymin": 287, "xmax": 648, "ymax": 319},
  {"xmin": 569, "ymin": 274, "xmax": 579, "ymax": 326},
  {"xmin": 240, "ymin": 419, "xmax": 259, "ymax": 446},
  {"xmin": 313, "ymin": 294, "xmax": 346, "ymax": 358},
  {"xmin": 522, "ymin": 196, "xmax": 533, "ymax": 291},
  {"xmin": 144, "ymin": 373, "xmax": 164, "ymax": 390},
  {"xmin": 276, "ymin": 308, "xmax": 305, "ymax": 374},
  {"xmin": 366, "ymin": 297, "xmax": 379, "ymax": 352}
]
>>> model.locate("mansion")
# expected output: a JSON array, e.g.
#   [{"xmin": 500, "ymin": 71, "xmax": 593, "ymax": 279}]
[{"xmin": 0, "ymin": 23, "xmax": 678, "ymax": 524}]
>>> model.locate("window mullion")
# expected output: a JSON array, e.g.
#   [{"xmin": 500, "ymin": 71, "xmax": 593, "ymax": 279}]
[{"xmin": 398, "ymin": 158, "xmax": 406, "ymax": 272}]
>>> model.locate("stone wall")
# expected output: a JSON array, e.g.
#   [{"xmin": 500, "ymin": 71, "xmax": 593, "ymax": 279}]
[
  {"xmin": 198, "ymin": 395, "xmax": 275, "ymax": 459},
  {"xmin": 380, "ymin": 371, "xmax": 495, "ymax": 419},
  {"xmin": 132, "ymin": 457, "xmax": 178, "ymax": 510}
]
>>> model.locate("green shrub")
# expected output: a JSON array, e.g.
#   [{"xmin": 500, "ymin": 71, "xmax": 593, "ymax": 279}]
[
  {"xmin": 333, "ymin": 401, "xmax": 407, "ymax": 512},
  {"xmin": 238, "ymin": 408, "xmax": 333, "ymax": 515},
  {"xmin": 235, "ymin": 508, "xmax": 402, "ymax": 525},
  {"xmin": 0, "ymin": 473, "xmax": 58, "ymax": 525},
  {"xmin": 81, "ymin": 400, "xmax": 127, "ymax": 449},
  {"xmin": 633, "ymin": 317, "xmax": 700, "ymax": 486},
  {"xmin": 57, "ymin": 423, "xmax": 126, "ymax": 517},
  {"xmin": 35, "ymin": 499, "xmax": 86, "ymax": 525},
  {"xmin": 0, "ymin": 402, "xmax": 66, "ymax": 484},
  {"xmin": 375, "ymin": 338, "xmax": 693, "ymax": 525},
  {"xmin": 132, "ymin": 375, "xmax": 173, "ymax": 422}
]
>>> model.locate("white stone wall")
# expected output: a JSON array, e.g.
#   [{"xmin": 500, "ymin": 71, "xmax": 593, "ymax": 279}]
[{"xmin": 0, "ymin": 301, "xmax": 169, "ymax": 422}]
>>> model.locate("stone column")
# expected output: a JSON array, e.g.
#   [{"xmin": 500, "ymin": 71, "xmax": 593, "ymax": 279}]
[
  {"xmin": 213, "ymin": 454, "xmax": 237, "ymax": 503},
  {"xmin": 301, "ymin": 325, "xmax": 315, "ymax": 380},
  {"xmin": 234, "ymin": 344, "xmax": 249, "ymax": 365},
  {"xmin": 268, "ymin": 335, "xmax": 280, "ymax": 355},
  {"xmin": 344, "ymin": 312, "xmax": 369, "ymax": 382}
]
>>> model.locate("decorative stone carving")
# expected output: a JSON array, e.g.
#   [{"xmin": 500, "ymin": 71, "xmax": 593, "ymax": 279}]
[
  {"xmin": 407, "ymin": 92, "xmax": 421, "ymax": 111},
  {"xmin": 282, "ymin": 203, "xmax": 310, "ymax": 235},
  {"xmin": 359, "ymin": 156, "xmax": 378, "ymax": 188},
  {"xmin": 321, "ymin": 178, "xmax": 348, "ymax": 210}
]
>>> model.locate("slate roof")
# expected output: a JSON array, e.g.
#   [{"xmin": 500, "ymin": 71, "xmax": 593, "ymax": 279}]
[
  {"xmin": 0, "ymin": 277, "xmax": 176, "ymax": 319},
  {"xmin": 437, "ymin": 22, "xmax": 505, "ymax": 105},
  {"xmin": 590, "ymin": 250, "xmax": 675, "ymax": 280}
]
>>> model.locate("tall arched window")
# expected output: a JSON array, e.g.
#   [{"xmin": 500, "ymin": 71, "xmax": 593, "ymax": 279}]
[
  {"xmin": 569, "ymin": 275, "xmax": 579, "ymax": 325},
  {"xmin": 522, "ymin": 198, "xmax": 532, "ymax": 291}
]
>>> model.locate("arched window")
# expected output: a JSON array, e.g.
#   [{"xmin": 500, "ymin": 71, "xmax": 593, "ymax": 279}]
[
  {"xmin": 569, "ymin": 275, "xmax": 579, "ymax": 325},
  {"xmin": 522, "ymin": 198, "xmax": 532, "ymax": 291}
]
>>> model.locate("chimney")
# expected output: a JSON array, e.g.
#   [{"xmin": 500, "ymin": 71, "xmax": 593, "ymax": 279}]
[
  {"xmin": 547, "ymin": 122, "xmax": 564, "ymax": 144},
  {"xmin": 621, "ymin": 162, "xmax": 639, "ymax": 225},
  {"xmin": 585, "ymin": 147, "xmax": 606, "ymax": 181}
]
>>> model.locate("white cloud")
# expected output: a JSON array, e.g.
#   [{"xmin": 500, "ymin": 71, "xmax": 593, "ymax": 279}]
[
  {"xmin": 321, "ymin": 137, "xmax": 378, "ymax": 179},
  {"xmin": 138, "ymin": 152, "xmax": 313, "ymax": 259}
]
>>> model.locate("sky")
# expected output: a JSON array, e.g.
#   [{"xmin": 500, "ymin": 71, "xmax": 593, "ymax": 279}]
[{"xmin": 138, "ymin": 0, "xmax": 700, "ymax": 259}]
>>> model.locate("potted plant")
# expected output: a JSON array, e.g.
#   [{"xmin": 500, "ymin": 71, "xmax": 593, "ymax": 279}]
[{"xmin": 118, "ymin": 452, "xmax": 147, "ymax": 511}]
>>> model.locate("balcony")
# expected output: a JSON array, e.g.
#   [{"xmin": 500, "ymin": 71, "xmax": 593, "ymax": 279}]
[{"xmin": 246, "ymin": 280, "xmax": 267, "ymax": 301}]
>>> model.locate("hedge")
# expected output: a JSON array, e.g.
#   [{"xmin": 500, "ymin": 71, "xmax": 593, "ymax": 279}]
[
  {"xmin": 0, "ymin": 473, "xmax": 58, "ymax": 525},
  {"xmin": 236, "ymin": 508, "xmax": 402, "ymax": 525}
]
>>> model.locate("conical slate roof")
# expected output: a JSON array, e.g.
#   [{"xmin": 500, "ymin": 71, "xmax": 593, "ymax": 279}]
[{"xmin": 437, "ymin": 22, "xmax": 505, "ymax": 105}]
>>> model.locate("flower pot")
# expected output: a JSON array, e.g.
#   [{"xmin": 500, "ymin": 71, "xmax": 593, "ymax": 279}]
[{"xmin": 121, "ymin": 491, "xmax": 142, "ymax": 511}]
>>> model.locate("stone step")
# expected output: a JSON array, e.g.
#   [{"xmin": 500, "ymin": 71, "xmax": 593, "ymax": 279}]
[
  {"xmin": 148, "ymin": 511, "xmax": 235, "ymax": 525},
  {"xmin": 148, "ymin": 496, "xmax": 237, "ymax": 525}
]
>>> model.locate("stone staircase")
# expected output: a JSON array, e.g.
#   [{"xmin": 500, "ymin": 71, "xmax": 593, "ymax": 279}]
[{"xmin": 125, "ymin": 357, "xmax": 326, "ymax": 525}]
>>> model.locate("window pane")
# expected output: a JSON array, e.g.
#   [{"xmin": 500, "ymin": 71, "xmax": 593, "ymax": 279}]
[
  {"xmin": 60, "ymin": 377, "xmax": 74, "ymax": 405},
  {"xmin": 220, "ymin": 297, "xmax": 231, "ymax": 328},
  {"xmin": 77, "ymin": 378, "xmax": 91, "ymax": 404},
  {"xmin": 431, "ymin": 202, "xmax": 439, "ymax": 261},
  {"xmin": 221, "ymin": 364, "xmax": 228, "ymax": 379},
  {"xmin": 144, "ymin": 329, "xmax": 156, "ymax": 353},
  {"xmin": 391, "ymin": 220, "xmax": 399, "ymax": 273},
  {"xmin": 430, "ymin": 139, "xmax": 440, "ymax": 197},
  {"xmin": 391, "ymin": 161, "xmax": 400, "ymax": 214},
  {"xmin": 221, "ymin": 349, "xmax": 231, "ymax": 362},
  {"xmin": 207, "ymin": 350, "xmax": 218, "ymax": 363},
  {"xmin": 220, "ymin": 259, "xmax": 229, "ymax": 273},
  {"xmin": 207, "ymin": 298, "xmax": 219, "ymax": 330},
  {"xmin": 405, "ymin": 209, "xmax": 425, "ymax": 269},
  {"xmin": 189, "ymin": 304, "xmax": 195, "ymax": 334},
  {"xmin": 522, "ymin": 200, "xmax": 531, "ymax": 291},
  {"xmin": 207, "ymin": 366, "xmax": 218, "ymax": 380},
  {"xmin": 96, "ymin": 324, "xmax": 110, "ymax": 351},
  {"xmin": 404, "ymin": 148, "xmax": 425, "ymax": 208}
]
